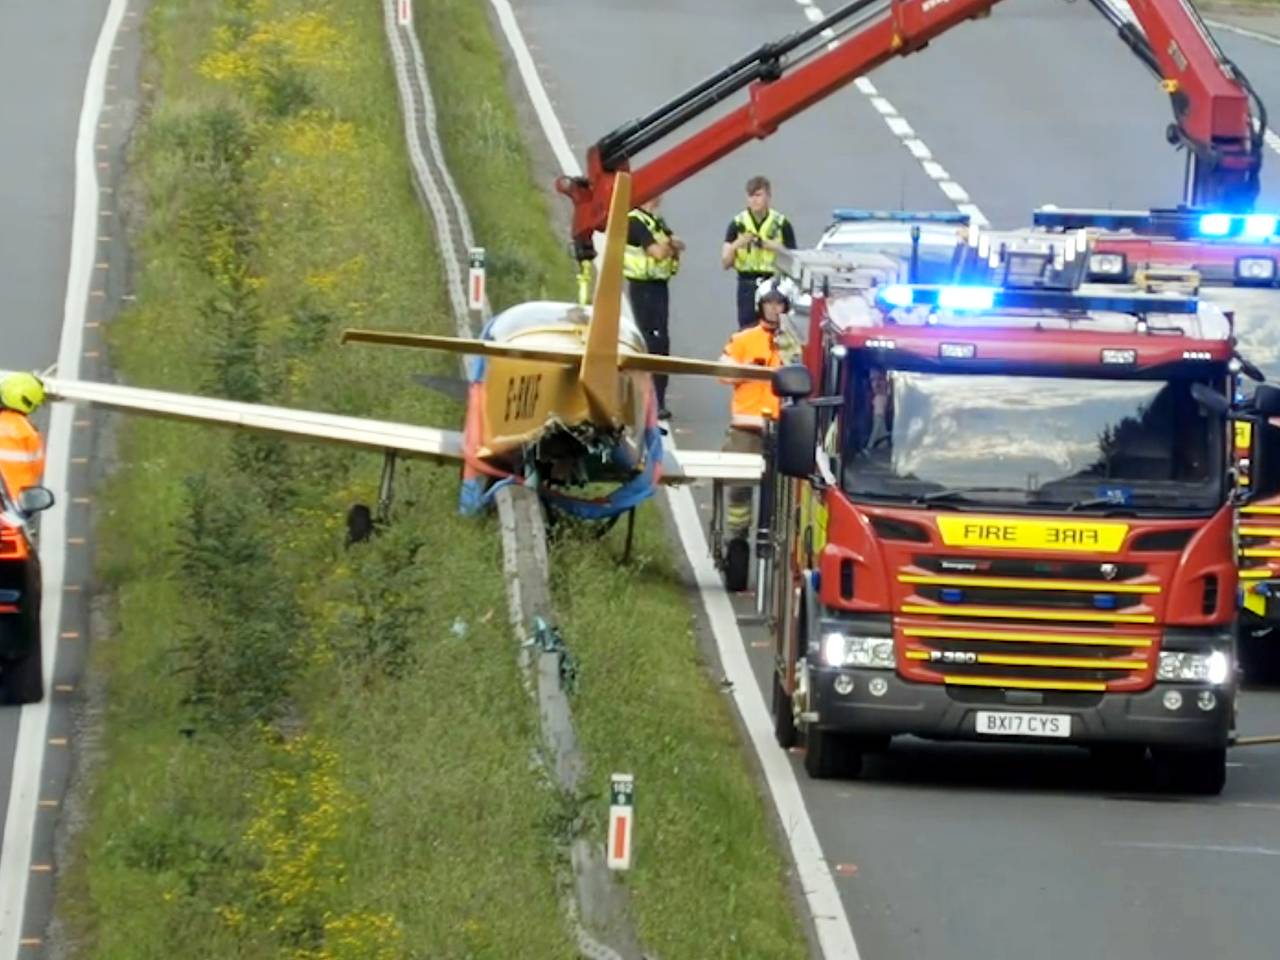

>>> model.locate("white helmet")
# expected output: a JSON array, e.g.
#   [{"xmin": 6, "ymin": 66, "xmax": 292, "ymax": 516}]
[{"xmin": 754, "ymin": 275, "xmax": 798, "ymax": 314}]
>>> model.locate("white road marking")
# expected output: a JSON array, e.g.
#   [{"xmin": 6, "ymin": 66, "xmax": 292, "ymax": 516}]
[
  {"xmin": 1204, "ymin": 17, "xmax": 1280, "ymax": 49},
  {"xmin": 806, "ymin": 0, "xmax": 990, "ymax": 224},
  {"xmin": 0, "ymin": 0, "xmax": 131, "ymax": 954},
  {"xmin": 485, "ymin": 1, "xmax": 862, "ymax": 957},
  {"xmin": 1107, "ymin": 841, "xmax": 1280, "ymax": 857}
]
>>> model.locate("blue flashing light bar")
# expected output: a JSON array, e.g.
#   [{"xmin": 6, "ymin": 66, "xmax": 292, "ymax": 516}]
[
  {"xmin": 831, "ymin": 208, "xmax": 970, "ymax": 225},
  {"xmin": 1034, "ymin": 206, "xmax": 1280, "ymax": 242},
  {"xmin": 876, "ymin": 284, "xmax": 1200, "ymax": 315}
]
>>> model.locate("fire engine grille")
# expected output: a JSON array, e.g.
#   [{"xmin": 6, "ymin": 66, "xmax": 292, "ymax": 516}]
[{"xmin": 900, "ymin": 625, "xmax": 1154, "ymax": 692}]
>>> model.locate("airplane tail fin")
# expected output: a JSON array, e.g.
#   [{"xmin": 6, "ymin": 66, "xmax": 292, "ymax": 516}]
[{"xmin": 578, "ymin": 171, "xmax": 631, "ymax": 427}]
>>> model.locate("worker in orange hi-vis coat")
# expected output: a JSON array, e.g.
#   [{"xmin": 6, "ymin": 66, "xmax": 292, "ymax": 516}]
[{"xmin": 0, "ymin": 373, "xmax": 47, "ymax": 500}]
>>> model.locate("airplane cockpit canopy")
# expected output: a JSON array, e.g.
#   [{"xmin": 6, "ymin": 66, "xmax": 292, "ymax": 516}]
[{"xmin": 485, "ymin": 300, "xmax": 647, "ymax": 351}]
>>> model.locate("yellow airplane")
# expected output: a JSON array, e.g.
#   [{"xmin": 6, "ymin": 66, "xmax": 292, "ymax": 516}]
[{"xmin": 24, "ymin": 173, "xmax": 771, "ymax": 522}]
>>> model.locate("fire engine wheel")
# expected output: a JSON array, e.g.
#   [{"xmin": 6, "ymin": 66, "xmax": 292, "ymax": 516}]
[
  {"xmin": 1, "ymin": 642, "xmax": 44, "ymax": 706},
  {"xmin": 1155, "ymin": 746, "xmax": 1227, "ymax": 796},
  {"xmin": 724, "ymin": 538, "xmax": 750, "ymax": 593},
  {"xmin": 772, "ymin": 672, "xmax": 797, "ymax": 749},
  {"xmin": 803, "ymin": 726, "xmax": 862, "ymax": 780}
]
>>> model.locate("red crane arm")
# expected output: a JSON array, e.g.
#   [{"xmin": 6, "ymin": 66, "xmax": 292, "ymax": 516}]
[
  {"xmin": 557, "ymin": 0, "xmax": 1266, "ymax": 261},
  {"xmin": 555, "ymin": 0, "xmax": 1002, "ymax": 260}
]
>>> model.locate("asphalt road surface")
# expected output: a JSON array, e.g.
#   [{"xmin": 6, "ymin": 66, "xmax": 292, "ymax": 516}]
[
  {"xmin": 511, "ymin": 0, "xmax": 1280, "ymax": 956},
  {"xmin": 0, "ymin": 0, "xmax": 126, "ymax": 952}
]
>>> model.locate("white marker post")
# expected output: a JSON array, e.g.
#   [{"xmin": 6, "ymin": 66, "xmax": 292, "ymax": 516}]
[
  {"xmin": 467, "ymin": 246, "xmax": 486, "ymax": 314},
  {"xmin": 397, "ymin": 0, "xmax": 412, "ymax": 27},
  {"xmin": 606, "ymin": 773, "xmax": 634, "ymax": 871}
]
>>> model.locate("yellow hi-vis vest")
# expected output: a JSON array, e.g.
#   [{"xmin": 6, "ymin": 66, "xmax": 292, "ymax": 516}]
[
  {"xmin": 732, "ymin": 209, "xmax": 788, "ymax": 274},
  {"xmin": 623, "ymin": 209, "xmax": 678, "ymax": 282}
]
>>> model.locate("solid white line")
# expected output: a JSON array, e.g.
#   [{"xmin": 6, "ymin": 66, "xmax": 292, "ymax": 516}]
[
  {"xmin": 487, "ymin": 0, "xmax": 579, "ymax": 175},
  {"xmin": 0, "ymin": 0, "xmax": 130, "ymax": 954},
  {"xmin": 1107, "ymin": 841, "xmax": 1280, "ymax": 856},
  {"xmin": 485, "ymin": 2, "xmax": 862, "ymax": 958},
  {"xmin": 1204, "ymin": 17, "xmax": 1280, "ymax": 48},
  {"xmin": 1266, "ymin": 129, "xmax": 1280, "ymax": 159}
]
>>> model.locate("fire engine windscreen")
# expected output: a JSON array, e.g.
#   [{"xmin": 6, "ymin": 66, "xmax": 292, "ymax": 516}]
[{"xmin": 841, "ymin": 362, "xmax": 1225, "ymax": 512}]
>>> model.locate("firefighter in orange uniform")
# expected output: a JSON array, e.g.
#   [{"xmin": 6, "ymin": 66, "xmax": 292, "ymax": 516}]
[
  {"xmin": 718, "ymin": 283, "xmax": 798, "ymax": 588},
  {"xmin": 0, "ymin": 373, "xmax": 47, "ymax": 500}
]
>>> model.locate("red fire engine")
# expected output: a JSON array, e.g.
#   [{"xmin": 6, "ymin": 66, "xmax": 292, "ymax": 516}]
[{"xmin": 756, "ymin": 226, "xmax": 1280, "ymax": 794}]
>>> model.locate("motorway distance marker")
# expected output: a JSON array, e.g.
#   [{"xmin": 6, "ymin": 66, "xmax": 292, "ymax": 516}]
[
  {"xmin": 467, "ymin": 247, "xmax": 486, "ymax": 312},
  {"xmin": 606, "ymin": 773, "xmax": 634, "ymax": 871}
]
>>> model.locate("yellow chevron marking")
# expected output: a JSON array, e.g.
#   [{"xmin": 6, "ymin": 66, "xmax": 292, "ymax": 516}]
[
  {"xmin": 900, "ymin": 604, "xmax": 1155, "ymax": 624},
  {"xmin": 906, "ymin": 650, "xmax": 1144, "ymax": 670},
  {"xmin": 941, "ymin": 674, "xmax": 1107, "ymax": 692},
  {"xmin": 1239, "ymin": 526, "xmax": 1280, "ymax": 537},
  {"xmin": 898, "ymin": 573, "xmax": 1158, "ymax": 594},
  {"xmin": 903, "ymin": 626, "xmax": 1152, "ymax": 647}
]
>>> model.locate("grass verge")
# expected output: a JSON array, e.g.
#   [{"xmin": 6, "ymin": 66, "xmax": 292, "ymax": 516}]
[
  {"xmin": 58, "ymin": 1, "xmax": 573, "ymax": 956},
  {"xmin": 55, "ymin": 0, "xmax": 810, "ymax": 957},
  {"xmin": 417, "ymin": 2, "xmax": 810, "ymax": 956}
]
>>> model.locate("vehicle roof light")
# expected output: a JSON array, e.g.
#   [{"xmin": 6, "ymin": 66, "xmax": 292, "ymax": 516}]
[
  {"xmin": 831, "ymin": 208, "xmax": 970, "ymax": 224},
  {"xmin": 1101, "ymin": 348, "xmax": 1137, "ymax": 365},
  {"xmin": 937, "ymin": 286, "xmax": 997, "ymax": 310},
  {"xmin": 1245, "ymin": 215, "xmax": 1279, "ymax": 239},
  {"xmin": 1199, "ymin": 213, "xmax": 1233, "ymax": 237},
  {"xmin": 879, "ymin": 284, "xmax": 915, "ymax": 307},
  {"xmin": 875, "ymin": 284, "xmax": 1199, "ymax": 315}
]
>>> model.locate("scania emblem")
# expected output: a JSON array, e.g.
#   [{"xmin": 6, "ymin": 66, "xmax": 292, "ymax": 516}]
[{"xmin": 1100, "ymin": 563, "xmax": 1119, "ymax": 581}]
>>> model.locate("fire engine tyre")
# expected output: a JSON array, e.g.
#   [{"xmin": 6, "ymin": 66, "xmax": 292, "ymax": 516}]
[
  {"xmin": 724, "ymin": 538, "xmax": 750, "ymax": 592},
  {"xmin": 772, "ymin": 673, "xmax": 797, "ymax": 749},
  {"xmin": 1, "ymin": 642, "xmax": 44, "ymax": 706},
  {"xmin": 803, "ymin": 726, "xmax": 862, "ymax": 780},
  {"xmin": 1158, "ymin": 746, "xmax": 1227, "ymax": 796}
]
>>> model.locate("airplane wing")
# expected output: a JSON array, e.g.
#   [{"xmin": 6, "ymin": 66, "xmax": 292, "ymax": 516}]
[
  {"xmin": 341, "ymin": 330, "xmax": 584, "ymax": 366},
  {"xmin": 342, "ymin": 330, "xmax": 777, "ymax": 382},
  {"xmin": 38, "ymin": 376, "xmax": 465, "ymax": 462},
  {"xmin": 619, "ymin": 353, "xmax": 775, "ymax": 381},
  {"xmin": 659, "ymin": 446, "xmax": 763, "ymax": 484}
]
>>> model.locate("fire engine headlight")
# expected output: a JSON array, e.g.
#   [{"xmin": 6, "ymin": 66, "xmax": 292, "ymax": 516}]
[
  {"xmin": 821, "ymin": 633, "xmax": 895, "ymax": 669},
  {"xmin": 1156, "ymin": 650, "xmax": 1231, "ymax": 685},
  {"xmin": 1087, "ymin": 252, "xmax": 1126, "ymax": 279}
]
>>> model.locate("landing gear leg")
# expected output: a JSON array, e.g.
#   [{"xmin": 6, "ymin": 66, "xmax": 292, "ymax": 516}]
[
  {"xmin": 376, "ymin": 450, "xmax": 398, "ymax": 524},
  {"xmin": 622, "ymin": 508, "xmax": 637, "ymax": 564}
]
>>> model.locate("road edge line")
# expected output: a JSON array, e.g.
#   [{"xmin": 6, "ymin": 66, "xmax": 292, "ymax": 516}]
[
  {"xmin": 485, "ymin": 2, "xmax": 861, "ymax": 956},
  {"xmin": 0, "ymin": 0, "xmax": 130, "ymax": 953}
]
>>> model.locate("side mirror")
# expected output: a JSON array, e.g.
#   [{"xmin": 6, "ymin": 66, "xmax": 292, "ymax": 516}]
[
  {"xmin": 772, "ymin": 364, "xmax": 812, "ymax": 401},
  {"xmin": 1191, "ymin": 382, "xmax": 1230, "ymax": 416},
  {"xmin": 1234, "ymin": 353, "xmax": 1265, "ymax": 384},
  {"xmin": 1254, "ymin": 383, "xmax": 1280, "ymax": 417},
  {"xmin": 18, "ymin": 487, "xmax": 55, "ymax": 515},
  {"xmin": 776, "ymin": 403, "xmax": 818, "ymax": 478}
]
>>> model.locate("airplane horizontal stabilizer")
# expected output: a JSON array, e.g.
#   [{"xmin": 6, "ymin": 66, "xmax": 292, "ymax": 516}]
[
  {"xmin": 620, "ymin": 353, "xmax": 778, "ymax": 382},
  {"xmin": 659, "ymin": 446, "xmax": 763, "ymax": 484},
  {"xmin": 342, "ymin": 329, "xmax": 583, "ymax": 366},
  {"xmin": 39, "ymin": 376, "xmax": 465, "ymax": 462}
]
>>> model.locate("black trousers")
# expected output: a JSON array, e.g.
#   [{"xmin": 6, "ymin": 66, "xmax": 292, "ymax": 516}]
[
  {"xmin": 736, "ymin": 274, "xmax": 770, "ymax": 328},
  {"xmin": 628, "ymin": 280, "xmax": 670, "ymax": 407}
]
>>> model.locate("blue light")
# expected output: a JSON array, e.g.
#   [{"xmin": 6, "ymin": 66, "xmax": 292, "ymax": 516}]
[
  {"xmin": 937, "ymin": 286, "xmax": 997, "ymax": 311},
  {"xmin": 940, "ymin": 588, "xmax": 965, "ymax": 604},
  {"xmin": 1199, "ymin": 213, "xmax": 1233, "ymax": 237},
  {"xmin": 1092, "ymin": 594, "xmax": 1118, "ymax": 611},
  {"xmin": 879, "ymin": 284, "xmax": 915, "ymax": 308},
  {"xmin": 1244, "ymin": 214, "xmax": 1278, "ymax": 239}
]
